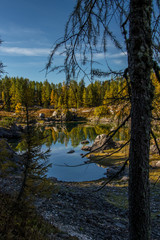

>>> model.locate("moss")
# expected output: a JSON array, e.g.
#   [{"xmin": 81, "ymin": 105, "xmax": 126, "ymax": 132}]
[{"xmin": 87, "ymin": 149, "xmax": 129, "ymax": 167}]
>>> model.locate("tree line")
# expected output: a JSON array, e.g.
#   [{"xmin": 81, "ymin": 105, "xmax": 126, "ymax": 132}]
[
  {"xmin": 0, "ymin": 74, "xmax": 159, "ymax": 117},
  {"xmin": 0, "ymin": 75, "xmax": 128, "ymax": 111}
]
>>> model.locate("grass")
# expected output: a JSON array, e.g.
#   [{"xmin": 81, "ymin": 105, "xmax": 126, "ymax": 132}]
[
  {"xmin": 86, "ymin": 147, "xmax": 129, "ymax": 168},
  {"xmin": 88, "ymin": 148, "xmax": 160, "ymax": 185},
  {"xmin": 105, "ymin": 188, "xmax": 128, "ymax": 209}
]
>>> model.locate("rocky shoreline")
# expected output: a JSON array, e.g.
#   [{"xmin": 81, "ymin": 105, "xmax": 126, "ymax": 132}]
[
  {"xmin": 36, "ymin": 180, "xmax": 160, "ymax": 240},
  {"xmin": 0, "ymin": 176, "xmax": 160, "ymax": 240},
  {"xmin": 0, "ymin": 122, "xmax": 160, "ymax": 239}
]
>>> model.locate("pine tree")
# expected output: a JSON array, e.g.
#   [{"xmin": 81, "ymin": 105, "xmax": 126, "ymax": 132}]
[{"xmin": 82, "ymin": 88, "xmax": 88, "ymax": 107}]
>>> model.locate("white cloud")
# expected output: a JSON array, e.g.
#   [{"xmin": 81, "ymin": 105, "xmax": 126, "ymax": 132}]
[
  {"xmin": 0, "ymin": 46, "xmax": 51, "ymax": 56},
  {"xmin": 0, "ymin": 26, "xmax": 44, "ymax": 38},
  {"xmin": 113, "ymin": 59, "xmax": 123, "ymax": 65},
  {"xmin": 93, "ymin": 51, "xmax": 127, "ymax": 60}
]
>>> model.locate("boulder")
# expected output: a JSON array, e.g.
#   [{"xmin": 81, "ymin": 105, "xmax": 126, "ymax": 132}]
[
  {"xmin": 61, "ymin": 110, "xmax": 77, "ymax": 121},
  {"xmin": 61, "ymin": 112, "xmax": 67, "ymax": 121},
  {"xmin": 52, "ymin": 110, "xmax": 59, "ymax": 118},
  {"xmin": 91, "ymin": 134, "xmax": 118, "ymax": 152},
  {"xmin": 67, "ymin": 150, "xmax": 75, "ymax": 154},
  {"xmin": 81, "ymin": 140, "xmax": 89, "ymax": 144},
  {"xmin": 121, "ymin": 176, "xmax": 129, "ymax": 182},
  {"xmin": 106, "ymin": 166, "xmax": 128, "ymax": 179},
  {"xmin": 156, "ymin": 161, "xmax": 160, "ymax": 168},
  {"xmin": 150, "ymin": 160, "xmax": 160, "ymax": 168},
  {"xmin": 52, "ymin": 110, "xmax": 77, "ymax": 121},
  {"xmin": 81, "ymin": 145, "xmax": 92, "ymax": 151},
  {"xmin": 106, "ymin": 167, "xmax": 119, "ymax": 177}
]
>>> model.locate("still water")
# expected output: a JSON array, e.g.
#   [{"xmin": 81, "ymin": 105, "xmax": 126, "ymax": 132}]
[
  {"xmin": 15, "ymin": 122, "xmax": 129, "ymax": 182},
  {"xmin": 43, "ymin": 122, "xmax": 128, "ymax": 182},
  {"xmin": 47, "ymin": 140, "xmax": 106, "ymax": 182}
]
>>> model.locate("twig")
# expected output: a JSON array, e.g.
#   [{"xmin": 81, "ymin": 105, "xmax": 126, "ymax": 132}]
[{"xmin": 97, "ymin": 139, "xmax": 130, "ymax": 161}]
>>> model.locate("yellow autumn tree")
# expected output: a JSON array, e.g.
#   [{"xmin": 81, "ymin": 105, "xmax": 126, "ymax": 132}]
[
  {"xmin": 15, "ymin": 102, "xmax": 22, "ymax": 115},
  {"xmin": 50, "ymin": 89, "xmax": 55, "ymax": 106}
]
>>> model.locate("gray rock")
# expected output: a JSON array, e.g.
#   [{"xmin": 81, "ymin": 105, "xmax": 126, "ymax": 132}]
[
  {"xmin": 67, "ymin": 150, "xmax": 75, "ymax": 154},
  {"xmin": 81, "ymin": 145, "xmax": 92, "ymax": 151},
  {"xmin": 115, "ymin": 222, "xmax": 126, "ymax": 229},
  {"xmin": 91, "ymin": 134, "xmax": 119, "ymax": 152},
  {"xmin": 156, "ymin": 161, "xmax": 160, "ymax": 168},
  {"xmin": 107, "ymin": 167, "xmax": 118, "ymax": 177},
  {"xmin": 150, "ymin": 144, "xmax": 160, "ymax": 154},
  {"xmin": 150, "ymin": 160, "xmax": 160, "ymax": 168},
  {"xmin": 121, "ymin": 176, "xmax": 129, "ymax": 182},
  {"xmin": 106, "ymin": 166, "xmax": 128, "ymax": 179},
  {"xmin": 81, "ymin": 140, "xmax": 89, "ymax": 144},
  {"xmin": 61, "ymin": 111, "xmax": 77, "ymax": 121},
  {"xmin": 52, "ymin": 110, "xmax": 59, "ymax": 118}
]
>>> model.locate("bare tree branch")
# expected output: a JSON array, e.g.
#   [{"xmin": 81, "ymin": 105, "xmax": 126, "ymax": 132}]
[
  {"xmin": 96, "ymin": 138, "xmax": 130, "ymax": 161},
  {"xmin": 82, "ymin": 114, "xmax": 131, "ymax": 158},
  {"xmin": 96, "ymin": 157, "xmax": 129, "ymax": 191}
]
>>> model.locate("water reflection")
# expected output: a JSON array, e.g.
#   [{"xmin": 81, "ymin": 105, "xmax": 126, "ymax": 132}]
[
  {"xmin": 43, "ymin": 122, "xmax": 114, "ymax": 147},
  {"xmin": 15, "ymin": 122, "xmax": 130, "ymax": 182}
]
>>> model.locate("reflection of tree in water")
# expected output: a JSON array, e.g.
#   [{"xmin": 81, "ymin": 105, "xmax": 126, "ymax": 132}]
[
  {"xmin": 42, "ymin": 123, "xmax": 129, "ymax": 148},
  {"xmin": 16, "ymin": 127, "xmax": 45, "ymax": 151},
  {"xmin": 15, "ymin": 123, "xmax": 130, "ymax": 149}
]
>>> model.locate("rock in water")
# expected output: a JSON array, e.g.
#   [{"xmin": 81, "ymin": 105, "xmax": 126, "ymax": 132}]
[
  {"xmin": 91, "ymin": 134, "xmax": 119, "ymax": 152},
  {"xmin": 81, "ymin": 140, "xmax": 89, "ymax": 144},
  {"xmin": 67, "ymin": 150, "xmax": 75, "ymax": 154},
  {"xmin": 81, "ymin": 145, "xmax": 92, "ymax": 151}
]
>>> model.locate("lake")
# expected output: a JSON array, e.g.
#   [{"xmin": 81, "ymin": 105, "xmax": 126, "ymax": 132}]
[{"xmin": 15, "ymin": 122, "xmax": 129, "ymax": 182}]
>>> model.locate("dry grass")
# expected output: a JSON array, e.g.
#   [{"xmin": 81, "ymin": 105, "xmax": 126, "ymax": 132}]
[{"xmin": 0, "ymin": 111, "xmax": 15, "ymax": 117}]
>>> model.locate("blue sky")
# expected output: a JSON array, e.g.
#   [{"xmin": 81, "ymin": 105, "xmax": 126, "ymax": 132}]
[{"xmin": 0, "ymin": 0, "xmax": 127, "ymax": 84}]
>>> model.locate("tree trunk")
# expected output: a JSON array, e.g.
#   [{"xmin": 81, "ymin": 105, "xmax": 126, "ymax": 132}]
[{"xmin": 128, "ymin": 0, "xmax": 153, "ymax": 239}]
